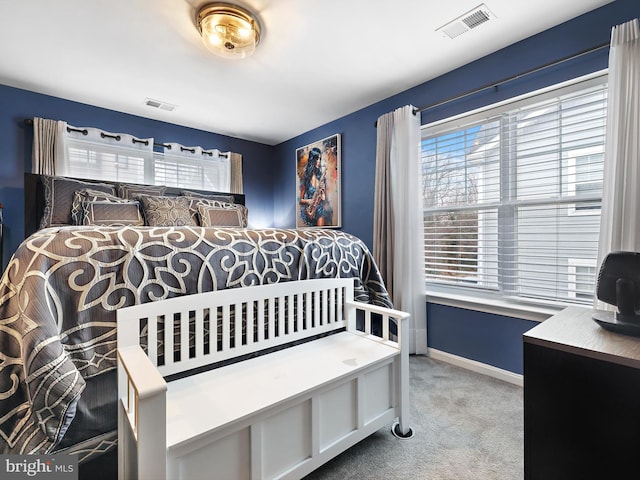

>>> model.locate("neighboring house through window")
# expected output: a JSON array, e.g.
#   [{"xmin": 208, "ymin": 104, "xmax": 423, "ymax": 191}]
[
  {"xmin": 567, "ymin": 147, "xmax": 604, "ymax": 215},
  {"xmin": 568, "ymin": 258, "xmax": 598, "ymax": 301}
]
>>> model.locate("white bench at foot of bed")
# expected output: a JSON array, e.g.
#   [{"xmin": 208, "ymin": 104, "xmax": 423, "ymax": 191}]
[{"xmin": 117, "ymin": 278, "xmax": 412, "ymax": 480}]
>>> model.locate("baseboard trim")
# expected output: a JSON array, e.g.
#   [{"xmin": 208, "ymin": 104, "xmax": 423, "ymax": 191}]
[{"xmin": 427, "ymin": 349, "xmax": 523, "ymax": 387}]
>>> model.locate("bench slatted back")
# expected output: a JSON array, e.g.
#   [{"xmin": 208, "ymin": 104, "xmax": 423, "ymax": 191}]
[{"xmin": 117, "ymin": 278, "xmax": 355, "ymax": 377}]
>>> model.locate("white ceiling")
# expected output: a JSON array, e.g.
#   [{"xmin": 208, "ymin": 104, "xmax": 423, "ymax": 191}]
[{"xmin": 0, "ymin": 0, "xmax": 613, "ymax": 146}]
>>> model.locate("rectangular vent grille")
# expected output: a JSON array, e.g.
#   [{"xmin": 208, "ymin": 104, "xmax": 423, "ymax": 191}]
[
  {"xmin": 437, "ymin": 3, "xmax": 495, "ymax": 39},
  {"xmin": 144, "ymin": 98, "xmax": 176, "ymax": 112},
  {"xmin": 463, "ymin": 10, "xmax": 490, "ymax": 29}
]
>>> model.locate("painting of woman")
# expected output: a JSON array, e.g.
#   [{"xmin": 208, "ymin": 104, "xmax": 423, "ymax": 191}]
[{"xmin": 296, "ymin": 134, "xmax": 341, "ymax": 227}]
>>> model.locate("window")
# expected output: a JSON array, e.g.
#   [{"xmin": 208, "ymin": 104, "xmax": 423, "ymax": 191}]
[
  {"xmin": 66, "ymin": 131, "xmax": 150, "ymax": 184},
  {"xmin": 154, "ymin": 151, "xmax": 230, "ymax": 191},
  {"xmin": 64, "ymin": 127, "xmax": 230, "ymax": 191},
  {"xmin": 421, "ymin": 74, "xmax": 607, "ymax": 306}
]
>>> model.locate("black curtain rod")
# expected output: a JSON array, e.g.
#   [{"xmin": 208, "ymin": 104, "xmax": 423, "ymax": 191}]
[
  {"xmin": 23, "ymin": 118, "xmax": 228, "ymax": 157},
  {"xmin": 373, "ymin": 41, "xmax": 610, "ymax": 128}
]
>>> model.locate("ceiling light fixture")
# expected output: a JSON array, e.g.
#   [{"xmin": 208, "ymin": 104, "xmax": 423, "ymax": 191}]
[{"xmin": 196, "ymin": 2, "xmax": 261, "ymax": 59}]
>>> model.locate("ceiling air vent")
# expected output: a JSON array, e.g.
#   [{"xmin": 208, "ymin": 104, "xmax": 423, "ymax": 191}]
[
  {"xmin": 437, "ymin": 3, "xmax": 496, "ymax": 39},
  {"xmin": 144, "ymin": 98, "xmax": 177, "ymax": 112}
]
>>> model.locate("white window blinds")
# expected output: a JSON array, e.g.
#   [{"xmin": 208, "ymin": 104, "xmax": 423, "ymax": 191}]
[
  {"xmin": 156, "ymin": 143, "xmax": 230, "ymax": 191},
  {"xmin": 421, "ymin": 74, "xmax": 607, "ymax": 306}
]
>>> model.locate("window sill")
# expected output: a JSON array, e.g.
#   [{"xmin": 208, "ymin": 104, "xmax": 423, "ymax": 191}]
[{"xmin": 425, "ymin": 290, "xmax": 564, "ymax": 322}]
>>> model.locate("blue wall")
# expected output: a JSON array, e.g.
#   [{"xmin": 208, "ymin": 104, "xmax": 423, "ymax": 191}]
[
  {"xmin": 427, "ymin": 304, "xmax": 539, "ymax": 374},
  {"xmin": 0, "ymin": 86, "xmax": 275, "ymax": 265},
  {"xmin": 272, "ymin": 0, "xmax": 640, "ymax": 374}
]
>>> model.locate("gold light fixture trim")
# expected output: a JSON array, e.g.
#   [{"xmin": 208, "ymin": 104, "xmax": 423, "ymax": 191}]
[{"xmin": 196, "ymin": 2, "xmax": 261, "ymax": 59}]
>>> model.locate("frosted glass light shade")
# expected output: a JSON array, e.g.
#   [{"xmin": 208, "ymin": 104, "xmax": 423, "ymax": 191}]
[{"xmin": 196, "ymin": 2, "xmax": 261, "ymax": 59}]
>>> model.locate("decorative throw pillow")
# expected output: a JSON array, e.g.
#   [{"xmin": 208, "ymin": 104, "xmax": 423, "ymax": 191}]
[
  {"xmin": 82, "ymin": 201, "xmax": 144, "ymax": 226},
  {"xmin": 117, "ymin": 183, "xmax": 166, "ymax": 200},
  {"xmin": 184, "ymin": 197, "xmax": 248, "ymax": 227},
  {"xmin": 138, "ymin": 195, "xmax": 197, "ymax": 227},
  {"xmin": 180, "ymin": 190, "xmax": 235, "ymax": 204},
  {"xmin": 71, "ymin": 188, "xmax": 128, "ymax": 225},
  {"xmin": 40, "ymin": 175, "xmax": 116, "ymax": 228},
  {"xmin": 197, "ymin": 204, "xmax": 244, "ymax": 227}
]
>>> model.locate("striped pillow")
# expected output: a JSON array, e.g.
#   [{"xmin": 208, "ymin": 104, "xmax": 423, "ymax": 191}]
[{"xmin": 81, "ymin": 201, "xmax": 143, "ymax": 226}]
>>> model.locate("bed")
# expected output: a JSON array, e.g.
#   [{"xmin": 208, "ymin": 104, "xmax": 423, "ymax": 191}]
[{"xmin": 0, "ymin": 173, "xmax": 392, "ymax": 463}]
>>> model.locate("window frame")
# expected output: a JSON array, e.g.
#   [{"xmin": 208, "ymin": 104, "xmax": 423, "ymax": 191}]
[{"xmin": 421, "ymin": 71, "xmax": 608, "ymax": 319}]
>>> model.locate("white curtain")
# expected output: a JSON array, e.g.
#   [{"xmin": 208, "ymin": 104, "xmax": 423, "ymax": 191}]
[
  {"xmin": 373, "ymin": 105, "xmax": 427, "ymax": 354},
  {"xmin": 31, "ymin": 117, "xmax": 67, "ymax": 175},
  {"xmin": 596, "ymin": 18, "xmax": 640, "ymax": 300}
]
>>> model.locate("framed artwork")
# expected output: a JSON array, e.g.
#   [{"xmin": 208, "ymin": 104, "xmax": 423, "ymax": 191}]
[{"xmin": 296, "ymin": 133, "xmax": 341, "ymax": 228}]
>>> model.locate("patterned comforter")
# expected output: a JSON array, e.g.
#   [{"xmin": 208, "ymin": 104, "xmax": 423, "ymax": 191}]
[{"xmin": 0, "ymin": 226, "xmax": 391, "ymax": 459}]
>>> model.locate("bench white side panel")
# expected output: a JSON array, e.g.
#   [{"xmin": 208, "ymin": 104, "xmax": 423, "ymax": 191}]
[
  {"xmin": 318, "ymin": 380, "xmax": 357, "ymax": 449},
  {"xmin": 167, "ymin": 427, "xmax": 251, "ymax": 480},
  {"xmin": 261, "ymin": 400, "xmax": 313, "ymax": 479}
]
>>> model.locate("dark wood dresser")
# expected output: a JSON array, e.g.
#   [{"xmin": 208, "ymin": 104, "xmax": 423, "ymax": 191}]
[{"xmin": 523, "ymin": 306, "xmax": 640, "ymax": 480}]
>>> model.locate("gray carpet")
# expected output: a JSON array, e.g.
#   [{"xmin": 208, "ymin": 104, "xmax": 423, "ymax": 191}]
[{"xmin": 303, "ymin": 355, "xmax": 524, "ymax": 480}]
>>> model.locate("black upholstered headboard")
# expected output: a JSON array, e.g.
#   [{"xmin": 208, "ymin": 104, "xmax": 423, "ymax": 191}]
[{"xmin": 24, "ymin": 172, "xmax": 246, "ymax": 239}]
